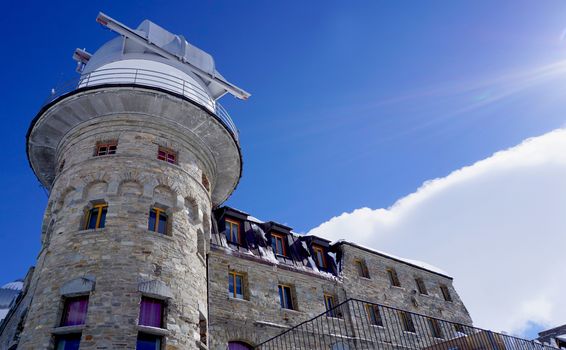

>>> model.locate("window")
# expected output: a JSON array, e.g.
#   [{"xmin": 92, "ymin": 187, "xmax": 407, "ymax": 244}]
[
  {"xmin": 84, "ymin": 203, "xmax": 107, "ymax": 230},
  {"xmin": 55, "ymin": 333, "xmax": 82, "ymax": 350},
  {"xmin": 355, "ymin": 259, "xmax": 370, "ymax": 278},
  {"xmin": 440, "ymin": 285, "xmax": 452, "ymax": 302},
  {"xmin": 136, "ymin": 333, "xmax": 162, "ymax": 350},
  {"xmin": 148, "ymin": 207, "xmax": 168, "ymax": 234},
  {"xmin": 278, "ymin": 284, "xmax": 294, "ymax": 310},
  {"xmin": 139, "ymin": 297, "xmax": 164, "ymax": 328},
  {"xmin": 313, "ymin": 245, "xmax": 326, "ymax": 269},
  {"xmin": 399, "ymin": 311, "xmax": 416, "ymax": 333},
  {"xmin": 94, "ymin": 141, "xmax": 117, "ymax": 156},
  {"xmin": 157, "ymin": 146, "xmax": 177, "ymax": 164},
  {"xmin": 415, "ymin": 278, "xmax": 428, "ymax": 295},
  {"xmin": 60, "ymin": 296, "xmax": 89, "ymax": 326},
  {"xmin": 324, "ymin": 294, "xmax": 341, "ymax": 318},
  {"xmin": 365, "ymin": 304, "xmax": 383, "ymax": 326},
  {"xmin": 228, "ymin": 341, "xmax": 254, "ymax": 350},
  {"xmin": 429, "ymin": 319, "xmax": 444, "ymax": 338},
  {"xmin": 271, "ymin": 233, "xmax": 287, "ymax": 256},
  {"xmin": 454, "ymin": 323, "xmax": 465, "ymax": 333},
  {"xmin": 225, "ymin": 219, "xmax": 240, "ymax": 244},
  {"xmin": 387, "ymin": 268, "xmax": 401, "ymax": 287},
  {"xmin": 228, "ymin": 272, "xmax": 245, "ymax": 299}
]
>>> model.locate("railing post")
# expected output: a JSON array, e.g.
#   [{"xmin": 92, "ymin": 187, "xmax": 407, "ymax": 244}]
[
  {"xmin": 134, "ymin": 69, "xmax": 138, "ymax": 84},
  {"xmin": 182, "ymin": 80, "xmax": 185, "ymax": 96}
]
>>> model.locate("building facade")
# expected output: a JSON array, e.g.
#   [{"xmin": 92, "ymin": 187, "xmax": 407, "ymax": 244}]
[{"xmin": 0, "ymin": 13, "xmax": 474, "ymax": 350}]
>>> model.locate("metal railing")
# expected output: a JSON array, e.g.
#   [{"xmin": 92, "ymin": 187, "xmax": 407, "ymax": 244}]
[
  {"xmin": 43, "ymin": 67, "xmax": 239, "ymax": 142},
  {"xmin": 256, "ymin": 298, "xmax": 558, "ymax": 350}
]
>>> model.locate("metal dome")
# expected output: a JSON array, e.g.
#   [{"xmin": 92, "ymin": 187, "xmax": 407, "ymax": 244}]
[{"xmin": 0, "ymin": 280, "xmax": 22, "ymax": 309}]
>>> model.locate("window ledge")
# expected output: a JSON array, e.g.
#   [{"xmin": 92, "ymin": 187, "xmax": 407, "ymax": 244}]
[
  {"xmin": 403, "ymin": 331, "xmax": 417, "ymax": 335},
  {"xmin": 370, "ymin": 324, "xmax": 385, "ymax": 328},
  {"xmin": 144, "ymin": 230, "xmax": 174, "ymax": 241},
  {"xmin": 137, "ymin": 325, "xmax": 170, "ymax": 336},
  {"xmin": 359, "ymin": 276, "xmax": 371, "ymax": 281},
  {"xmin": 228, "ymin": 296, "xmax": 250, "ymax": 303},
  {"xmin": 325, "ymin": 316, "xmax": 345, "ymax": 321},
  {"xmin": 77, "ymin": 228, "xmax": 107, "ymax": 235},
  {"xmin": 390, "ymin": 285, "xmax": 405, "ymax": 291},
  {"xmin": 280, "ymin": 308, "xmax": 302, "ymax": 314},
  {"xmin": 52, "ymin": 325, "xmax": 84, "ymax": 335}
]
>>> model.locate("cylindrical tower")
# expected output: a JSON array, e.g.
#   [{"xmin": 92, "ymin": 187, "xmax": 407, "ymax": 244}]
[{"xmin": 20, "ymin": 13, "xmax": 248, "ymax": 350}]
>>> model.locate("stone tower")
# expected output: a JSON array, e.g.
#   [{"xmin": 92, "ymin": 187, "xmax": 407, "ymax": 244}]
[{"xmin": 20, "ymin": 13, "xmax": 248, "ymax": 350}]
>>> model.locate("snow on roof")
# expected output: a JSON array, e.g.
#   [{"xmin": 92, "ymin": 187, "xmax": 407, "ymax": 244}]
[
  {"xmin": 556, "ymin": 334, "xmax": 566, "ymax": 342},
  {"xmin": 333, "ymin": 240, "xmax": 451, "ymax": 278}
]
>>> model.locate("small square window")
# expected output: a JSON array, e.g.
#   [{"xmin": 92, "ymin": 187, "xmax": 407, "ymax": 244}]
[
  {"xmin": 415, "ymin": 278, "xmax": 428, "ymax": 295},
  {"xmin": 148, "ymin": 207, "xmax": 168, "ymax": 234},
  {"xmin": 365, "ymin": 304, "xmax": 383, "ymax": 326},
  {"xmin": 271, "ymin": 233, "xmax": 287, "ymax": 256},
  {"xmin": 440, "ymin": 285, "xmax": 453, "ymax": 302},
  {"xmin": 139, "ymin": 297, "xmax": 164, "ymax": 328},
  {"xmin": 60, "ymin": 296, "xmax": 89, "ymax": 327},
  {"xmin": 225, "ymin": 219, "xmax": 240, "ymax": 245},
  {"xmin": 157, "ymin": 147, "xmax": 177, "ymax": 164},
  {"xmin": 278, "ymin": 284, "xmax": 295, "ymax": 310},
  {"xmin": 229, "ymin": 271, "xmax": 245, "ymax": 299},
  {"xmin": 136, "ymin": 332, "xmax": 162, "ymax": 350},
  {"xmin": 55, "ymin": 333, "xmax": 82, "ymax": 350},
  {"xmin": 387, "ymin": 268, "xmax": 401, "ymax": 287},
  {"xmin": 313, "ymin": 245, "xmax": 327, "ymax": 269},
  {"xmin": 95, "ymin": 141, "xmax": 117, "ymax": 156},
  {"xmin": 355, "ymin": 259, "xmax": 370, "ymax": 278},
  {"xmin": 84, "ymin": 203, "xmax": 107, "ymax": 230}
]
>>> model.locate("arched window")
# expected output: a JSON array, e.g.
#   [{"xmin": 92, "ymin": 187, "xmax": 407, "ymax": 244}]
[
  {"xmin": 148, "ymin": 207, "xmax": 168, "ymax": 234},
  {"xmin": 84, "ymin": 203, "xmax": 107, "ymax": 230},
  {"xmin": 228, "ymin": 341, "xmax": 254, "ymax": 350}
]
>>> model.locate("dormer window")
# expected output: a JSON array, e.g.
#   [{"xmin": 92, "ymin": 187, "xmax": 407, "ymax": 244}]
[
  {"xmin": 312, "ymin": 245, "xmax": 326, "ymax": 269},
  {"xmin": 225, "ymin": 218, "xmax": 240, "ymax": 244},
  {"xmin": 271, "ymin": 233, "xmax": 287, "ymax": 256},
  {"xmin": 157, "ymin": 146, "xmax": 177, "ymax": 164}
]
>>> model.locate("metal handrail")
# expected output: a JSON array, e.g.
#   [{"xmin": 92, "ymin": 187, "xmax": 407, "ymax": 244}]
[{"xmin": 43, "ymin": 67, "xmax": 239, "ymax": 142}]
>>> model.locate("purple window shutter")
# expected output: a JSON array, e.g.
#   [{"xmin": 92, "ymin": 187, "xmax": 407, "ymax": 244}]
[
  {"xmin": 228, "ymin": 341, "xmax": 253, "ymax": 350},
  {"xmin": 139, "ymin": 297, "xmax": 163, "ymax": 328},
  {"xmin": 61, "ymin": 296, "xmax": 89, "ymax": 326}
]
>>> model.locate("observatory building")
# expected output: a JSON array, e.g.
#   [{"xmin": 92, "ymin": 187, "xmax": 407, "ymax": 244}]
[{"xmin": 0, "ymin": 12, "xmax": 524, "ymax": 350}]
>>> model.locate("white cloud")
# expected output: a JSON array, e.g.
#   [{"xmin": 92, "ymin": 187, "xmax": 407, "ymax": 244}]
[{"xmin": 308, "ymin": 129, "xmax": 566, "ymax": 336}]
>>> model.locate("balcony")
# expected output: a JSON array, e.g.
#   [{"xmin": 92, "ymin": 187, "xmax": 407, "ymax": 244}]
[
  {"xmin": 43, "ymin": 67, "xmax": 239, "ymax": 143},
  {"xmin": 255, "ymin": 299, "xmax": 558, "ymax": 350}
]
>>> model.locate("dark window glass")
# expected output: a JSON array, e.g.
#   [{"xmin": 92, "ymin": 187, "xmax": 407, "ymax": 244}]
[
  {"xmin": 136, "ymin": 333, "xmax": 162, "ymax": 350},
  {"xmin": 324, "ymin": 295, "xmax": 340, "ymax": 317},
  {"xmin": 416, "ymin": 278, "xmax": 428, "ymax": 295},
  {"xmin": 399, "ymin": 311, "xmax": 416, "ymax": 333},
  {"xmin": 278, "ymin": 285, "xmax": 294, "ymax": 310},
  {"xmin": 366, "ymin": 304, "xmax": 383, "ymax": 326},
  {"xmin": 61, "ymin": 296, "xmax": 89, "ymax": 326},
  {"xmin": 139, "ymin": 297, "xmax": 164, "ymax": 328},
  {"xmin": 454, "ymin": 323, "xmax": 465, "ymax": 333},
  {"xmin": 440, "ymin": 285, "xmax": 453, "ymax": 302},
  {"xmin": 388, "ymin": 269, "xmax": 401, "ymax": 287},
  {"xmin": 55, "ymin": 333, "xmax": 82, "ymax": 350},
  {"xmin": 355, "ymin": 260, "xmax": 370, "ymax": 278},
  {"xmin": 430, "ymin": 319, "xmax": 444, "ymax": 338}
]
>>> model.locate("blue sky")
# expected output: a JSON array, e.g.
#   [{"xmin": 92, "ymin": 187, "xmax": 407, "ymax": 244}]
[{"xmin": 1, "ymin": 0, "xmax": 566, "ymax": 337}]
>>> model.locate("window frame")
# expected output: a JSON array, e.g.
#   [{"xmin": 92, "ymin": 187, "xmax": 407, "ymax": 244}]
[
  {"xmin": 60, "ymin": 295, "xmax": 90, "ymax": 327},
  {"xmin": 365, "ymin": 304, "xmax": 383, "ymax": 327},
  {"xmin": 271, "ymin": 233, "xmax": 287, "ymax": 257},
  {"xmin": 148, "ymin": 207, "xmax": 168, "ymax": 235},
  {"xmin": 415, "ymin": 278, "xmax": 428, "ymax": 295},
  {"xmin": 429, "ymin": 318, "xmax": 444, "ymax": 339},
  {"xmin": 440, "ymin": 284, "xmax": 453, "ymax": 302},
  {"xmin": 312, "ymin": 245, "xmax": 327, "ymax": 269},
  {"xmin": 399, "ymin": 311, "xmax": 416, "ymax": 333},
  {"xmin": 354, "ymin": 259, "xmax": 370, "ymax": 278},
  {"xmin": 136, "ymin": 332, "xmax": 162, "ymax": 350},
  {"xmin": 278, "ymin": 284, "xmax": 295, "ymax": 310},
  {"xmin": 54, "ymin": 333, "xmax": 82, "ymax": 350},
  {"xmin": 387, "ymin": 268, "xmax": 401, "ymax": 287},
  {"xmin": 94, "ymin": 140, "xmax": 118, "ymax": 157},
  {"xmin": 157, "ymin": 146, "xmax": 177, "ymax": 165},
  {"xmin": 84, "ymin": 203, "xmax": 108, "ymax": 230},
  {"xmin": 228, "ymin": 271, "xmax": 245, "ymax": 299},
  {"xmin": 323, "ymin": 294, "xmax": 341, "ymax": 318},
  {"xmin": 138, "ymin": 296, "xmax": 165, "ymax": 329},
  {"xmin": 225, "ymin": 218, "xmax": 241, "ymax": 245}
]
